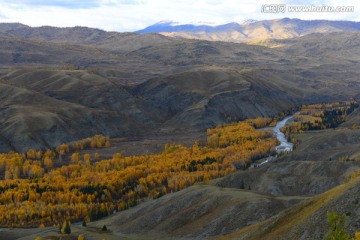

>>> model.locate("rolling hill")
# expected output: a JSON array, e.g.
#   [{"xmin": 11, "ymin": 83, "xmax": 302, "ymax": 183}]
[
  {"xmin": 0, "ymin": 23, "xmax": 360, "ymax": 151},
  {"xmin": 222, "ymin": 176, "xmax": 360, "ymax": 240},
  {"xmin": 137, "ymin": 18, "xmax": 360, "ymax": 43}
]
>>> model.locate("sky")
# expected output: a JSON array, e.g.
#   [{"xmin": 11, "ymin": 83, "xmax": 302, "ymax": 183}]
[{"xmin": 0, "ymin": 0, "xmax": 358, "ymax": 32}]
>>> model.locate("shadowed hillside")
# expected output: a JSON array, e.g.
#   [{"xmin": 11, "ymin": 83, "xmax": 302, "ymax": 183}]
[
  {"xmin": 0, "ymin": 25, "xmax": 360, "ymax": 151},
  {"xmin": 0, "ymin": 79, "xmax": 144, "ymax": 152},
  {"xmin": 89, "ymin": 185, "xmax": 304, "ymax": 240}
]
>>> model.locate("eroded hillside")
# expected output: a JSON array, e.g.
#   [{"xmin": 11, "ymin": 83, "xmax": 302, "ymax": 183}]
[{"xmin": 0, "ymin": 25, "xmax": 360, "ymax": 151}]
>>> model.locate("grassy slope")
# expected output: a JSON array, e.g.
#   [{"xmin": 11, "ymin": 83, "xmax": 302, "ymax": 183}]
[
  {"xmin": 8, "ymin": 184, "xmax": 307, "ymax": 240},
  {"xmin": 221, "ymin": 175, "xmax": 360, "ymax": 240},
  {"xmin": 5, "ymin": 166, "xmax": 358, "ymax": 240}
]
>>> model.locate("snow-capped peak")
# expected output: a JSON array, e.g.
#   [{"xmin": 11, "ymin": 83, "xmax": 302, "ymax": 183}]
[
  {"xmin": 187, "ymin": 21, "xmax": 219, "ymax": 26},
  {"xmin": 155, "ymin": 20, "xmax": 219, "ymax": 27},
  {"xmin": 241, "ymin": 19, "xmax": 258, "ymax": 25},
  {"xmin": 155, "ymin": 20, "xmax": 180, "ymax": 26}
]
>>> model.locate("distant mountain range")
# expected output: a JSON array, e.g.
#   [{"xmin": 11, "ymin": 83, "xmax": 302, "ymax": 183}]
[{"xmin": 137, "ymin": 18, "xmax": 360, "ymax": 43}]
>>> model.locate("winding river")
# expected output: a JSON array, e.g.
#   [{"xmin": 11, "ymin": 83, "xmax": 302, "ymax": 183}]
[
  {"xmin": 257, "ymin": 115, "xmax": 294, "ymax": 166},
  {"xmin": 273, "ymin": 116, "xmax": 294, "ymax": 153}
]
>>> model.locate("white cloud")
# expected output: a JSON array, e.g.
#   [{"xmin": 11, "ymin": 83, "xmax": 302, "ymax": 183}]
[{"xmin": 0, "ymin": 0, "xmax": 358, "ymax": 32}]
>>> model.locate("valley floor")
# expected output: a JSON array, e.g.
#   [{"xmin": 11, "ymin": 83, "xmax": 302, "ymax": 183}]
[{"xmin": 3, "ymin": 104, "xmax": 360, "ymax": 240}]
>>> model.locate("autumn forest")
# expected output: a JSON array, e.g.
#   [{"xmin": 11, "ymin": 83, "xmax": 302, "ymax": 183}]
[{"xmin": 0, "ymin": 119, "xmax": 277, "ymax": 227}]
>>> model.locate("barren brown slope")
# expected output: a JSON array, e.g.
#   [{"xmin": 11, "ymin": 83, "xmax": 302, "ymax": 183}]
[
  {"xmin": 0, "ymin": 23, "xmax": 112, "ymax": 44},
  {"xmin": 281, "ymin": 129, "xmax": 360, "ymax": 162},
  {"xmin": 0, "ymin": 82, "xmax": 144, "ymax": 152},
  {"xmin": 126, "ymin": 39, "xmax": 290, "ymax": 67},
  {"xmin": 86, "ymin": 184, "xmax": 306, "ymax": 240},
  {"xmin": 0, "ymin": 69, "xmax": 156, "ymax": 124},
  {"xmin": 132, "ymin": 66, "xmax": 351, "ymax": 132},
  {"xmin": 128, "ymin": 31, "xmax": 360, "ymax": 133},
  {"xmin": 221, "ymin": 176, "xmax": 360, "ymax": 240},
  {"xmin": 340, "ymin": 105, "xmax": 360, "ymax": 129},
  {"xmin": 0, "ymin": 23, "xmax": 174, "ymax": 53},
  {"xmin": 279, "ymin": 32, "xmax": 360, "ymax": 61},
  {"xmin": 1, "ymin": 26, "xmax": 360, "ymax": 153},
  {"xmin": 0, "ymin": 35, "xmax": 170, "ymax": 84},
  {"xmin": 214, "ymin": 160, "xmax": 360, "ymax": 196}
]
